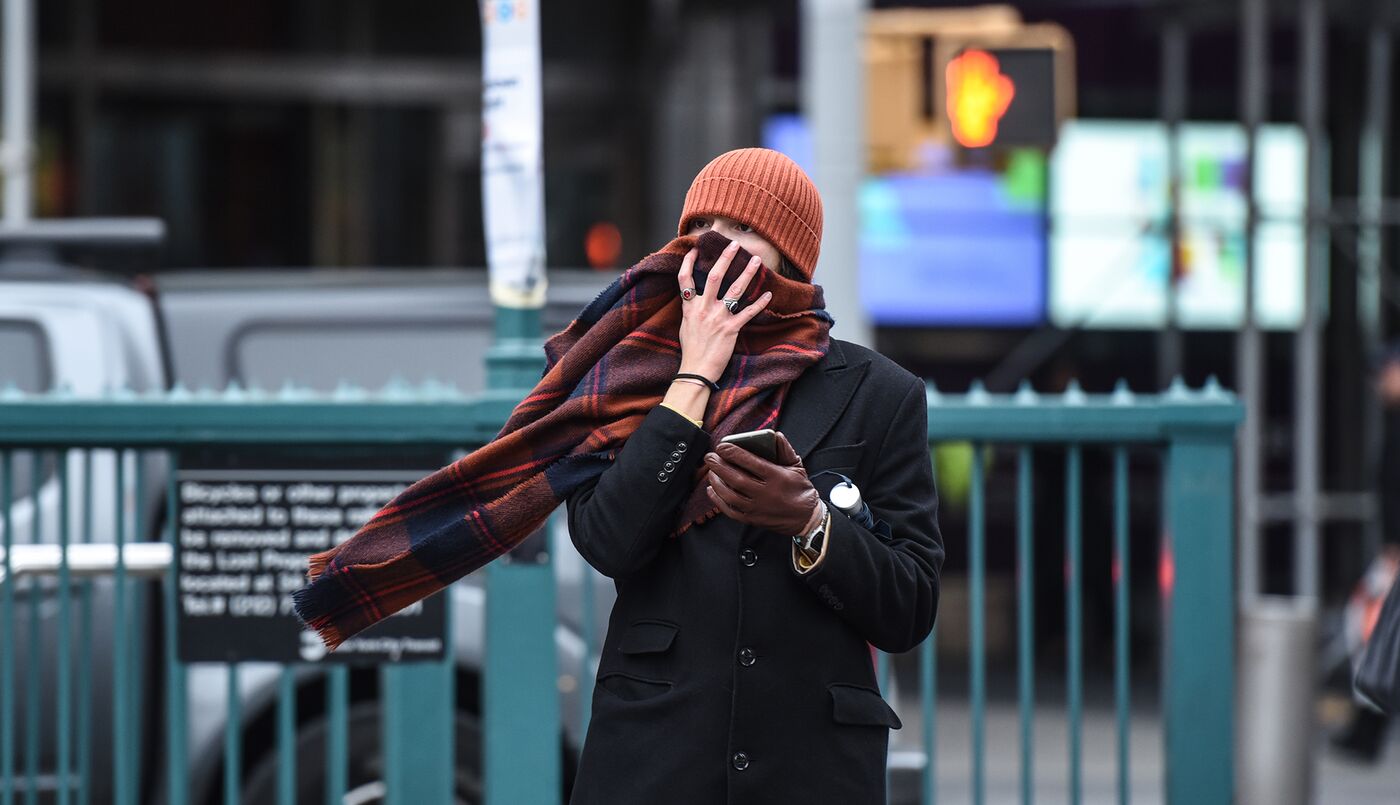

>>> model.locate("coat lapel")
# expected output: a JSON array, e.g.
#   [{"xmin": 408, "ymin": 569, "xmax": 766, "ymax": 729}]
[{"xmin": 776, "ymin": 338, "xmax": 870, "ymax": 460}]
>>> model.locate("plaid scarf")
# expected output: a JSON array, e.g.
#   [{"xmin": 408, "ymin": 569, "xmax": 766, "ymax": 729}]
[{"xmin": 292, "ymin": 230, "xmax": 833, "ymax": 650}]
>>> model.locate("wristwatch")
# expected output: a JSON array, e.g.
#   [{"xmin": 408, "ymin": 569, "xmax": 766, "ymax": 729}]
[{"xmin": 793, "ymin": 499, "xmax": 830, "ymax": 560}]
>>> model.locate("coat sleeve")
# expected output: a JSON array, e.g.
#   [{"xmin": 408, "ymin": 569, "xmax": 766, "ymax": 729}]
[
  {"xmin": 565, "ymin": 404, "xmax": 712, "ymax": 579},
  {"xmin": 792, "ymin": 377, "xmax": 944, "ymax": 653}
]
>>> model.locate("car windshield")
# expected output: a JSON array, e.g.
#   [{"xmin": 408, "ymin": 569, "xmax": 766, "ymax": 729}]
[
  {"xmin": 0, "ymin": 321, "xmax": 48, "ymax": 394},
  {"xmin": 0, "ymin": 321, "xmax": 53, "ymax": 503}
]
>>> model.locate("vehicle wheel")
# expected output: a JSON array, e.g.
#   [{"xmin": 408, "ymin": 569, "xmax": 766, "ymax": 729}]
[{"xmin": 239, "ymin": 700, "xmax": 483, "ymax": 805}]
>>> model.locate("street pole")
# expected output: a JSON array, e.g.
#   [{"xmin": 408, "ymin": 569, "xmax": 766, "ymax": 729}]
[
  {"xmin": 1237, "ymin": 0, "xmax": 1266, "ymax": 607},
  {"xmin": 1294, "ymin": 0, "xmax": 1326, "ymax": 604},
  {"xmin": 478, "ymin": 3, "xmax": 557, "ymax": 805},
  {"xmin": 1237, "ymin": 4, "xmax": 1322, "ymax": 800},
  {"xmin": 1158, "ymin": 14, "xmax": 1187, "ymax": 389},
  {"xmin": 801, "ymin": 0, "xmax": 873, "ymax": 348},
  {"xmin": 2, "ymin": 0, "xmax": 34, "ymax": 223},
  {"xmin": 1358, "ymin": 25, "xmax": 1392, "ymax": 558}
]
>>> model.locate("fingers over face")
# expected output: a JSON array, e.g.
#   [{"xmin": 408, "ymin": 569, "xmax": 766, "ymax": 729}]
[
  {"xmin": 704, "ymin": 240, "xmax": 741, "ymax": 298},
  {"xmin": 723, "ymin": 255, "xmax": 763, "ymax": 300},
  {"xmin": 678, "ymin": 248, "xmax": 696, "ymax": 291},
  {"xmin": 733, "ymin": 291, "xmax": 772, "ymax": 325}
]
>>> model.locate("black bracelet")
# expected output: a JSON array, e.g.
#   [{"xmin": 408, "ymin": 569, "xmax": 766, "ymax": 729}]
[{"xmin": 673, "ymin": 372, "xmax": 720, "ymax": 392}]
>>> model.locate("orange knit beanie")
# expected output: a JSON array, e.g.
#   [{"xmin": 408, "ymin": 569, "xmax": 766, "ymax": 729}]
[{"xmin": 677, "ymin": 148, "xmax": 824, "ymax": 281}]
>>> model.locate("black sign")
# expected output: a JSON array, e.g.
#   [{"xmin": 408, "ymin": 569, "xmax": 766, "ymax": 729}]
[{"xmin": 175, "ymin": 468, "xmax": 448, "ymax": 664}]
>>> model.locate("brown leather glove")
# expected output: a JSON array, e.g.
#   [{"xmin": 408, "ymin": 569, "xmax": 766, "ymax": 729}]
[{"xmin": 704, "ymin": 431, "xmax": 823, "ymax": 536}]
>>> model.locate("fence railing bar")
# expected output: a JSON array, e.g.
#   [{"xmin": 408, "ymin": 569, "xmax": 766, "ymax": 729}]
[
  {"xmin": 919, "ymin": 629, "xmax": 936, "ymax": 805},
  {"xmin": 277, "ymin": 669, "xmax": 296, "ymax": 805},
  {"xmin": 970, "ymin": 444, "xmax": 987, "ymax": 805},
  {"xmin": 327, "ymin": 666, "xmax": 349, "ymax": 805},
  {"xmin": 225, "ymin": 664, "xmax": 241, "ymax": 805},
  {"xmin": 76, "ymin": 450, "xmax": 93, "ymax": 805},
  {"xmin": 164, "ymin": 449, "xmax": 188, "ymax": 805},
  {"xmin": 1017, "ymin": 446, "xmax": 1035, "ymax": 805},
  {"xmin": 129, "ymin": 457, "xmax": 148, "ymax": 786},
  {"xmin": 1066, "ymin": 445, "xmax": 1083, "ymax": 805},
  {"xmin": 1114, "ymin": 447, "xmax": 1131, "ymax": 805},
  {"xmin": 580, "ymin": 526, "xmax": 596, "ymax": 736},
  {"xmin": 129, "ymin": 583, "xmax": 149, "ymax": 785},
  {"xmin": 2, "ymin": 450, "xmax": 14, "ymax": 805},
  {"xmin": 384, "ymin": 665, "xmax": 402, "ymax": 805},
  {"xmin": 113, "ymin": 450, "xmax": 131, "ymax": 805},
  {"xmin": 57, "ymin": 452, "xmax": 72, "ymax": 805},
  {"xmin": 26, "ymin": 451, "xmax": 42, "ymax": 805},
  {"xmin": 878, "ymin": 649, "xmax": 892, "ymax": 804}
]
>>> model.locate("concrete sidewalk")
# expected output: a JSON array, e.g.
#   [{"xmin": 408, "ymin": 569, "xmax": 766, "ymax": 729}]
[{"xmin": 888, "ymin": 700, "xmax": 1398, "ymax": 804}]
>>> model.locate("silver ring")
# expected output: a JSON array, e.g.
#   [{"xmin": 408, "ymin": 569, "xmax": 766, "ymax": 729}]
[
  {"xmin": 681, "ymin": 287, "xmax": 696, "ymax": 301},
  {"xmin": 722, "ymin": 298, "xmax": 740, "ymax": 314}
]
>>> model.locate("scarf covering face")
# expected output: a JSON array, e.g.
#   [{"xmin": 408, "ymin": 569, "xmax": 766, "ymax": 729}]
[{"xmin": 292, "ymin": 229, "xmax": 833, "ymax": 650}]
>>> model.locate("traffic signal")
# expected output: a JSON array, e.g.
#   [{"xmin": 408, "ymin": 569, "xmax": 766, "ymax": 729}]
[{"xmin": 865, "ymin": 7, "xmax": 1075, "ymax": 170}]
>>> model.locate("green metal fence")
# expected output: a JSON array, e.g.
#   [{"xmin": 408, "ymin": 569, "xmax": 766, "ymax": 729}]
[
  {"xmin": 0, "ymin": 378, "xmax": 1240, "ymax": 805},
  {"xmin": 908, "ymin": 379, "xmax": 1240, "ymax": 805},
  {"xmin": 0, "ymin": 384, "xmax": 507, "ymax": 805}
]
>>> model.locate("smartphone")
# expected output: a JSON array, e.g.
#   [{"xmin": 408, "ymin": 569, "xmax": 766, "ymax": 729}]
[{"xmin": 719, "ymin": 428, "xmax": 778, "ymax": 463}]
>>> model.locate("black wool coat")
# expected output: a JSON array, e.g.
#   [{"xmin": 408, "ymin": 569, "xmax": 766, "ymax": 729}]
[{"xmin": 566, "ymin": 337, "xmax": 944, "ymax": 805}]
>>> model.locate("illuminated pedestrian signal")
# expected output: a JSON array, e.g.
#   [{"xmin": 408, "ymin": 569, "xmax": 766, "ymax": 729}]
[
  {"xmin": 864, "ymin": 8, "xmax": 1075, "ymax": 167},
  {"xmin": 946, "ymin": 50, "xmax": 1016, "ymax": 148}
]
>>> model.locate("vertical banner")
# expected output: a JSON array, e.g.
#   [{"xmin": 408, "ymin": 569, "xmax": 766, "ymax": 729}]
[{"xmin": 481, "ymin": 0, "xmax": 547, "ymax": 309}]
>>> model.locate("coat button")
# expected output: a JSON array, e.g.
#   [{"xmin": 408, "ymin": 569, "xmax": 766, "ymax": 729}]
[
  {"xmin": 739, "ymin": 548, "xmax": 757, "ymax": 567},
  {"xmin": 738, "ymin": 647, "xmax": 756, "ymax": 667},
  {"xmin": 732, "ymin": 751, "xmax": 749, "ymax": 771}
]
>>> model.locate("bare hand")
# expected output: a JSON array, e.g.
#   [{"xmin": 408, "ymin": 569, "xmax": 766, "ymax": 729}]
[
  {"xmin": 676, "ymin": 240, "xmax": 773, "ymax": 383},
  {"xmin": 703, "ymin": 431, "xmax": 821, "ymax": 536}
]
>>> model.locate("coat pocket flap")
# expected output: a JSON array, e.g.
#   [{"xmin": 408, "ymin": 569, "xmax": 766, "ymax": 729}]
[
  {"xmin": 618, "ymin": 620, "xmax": 679, "ymax": 654},
  {"xmin": 805, "ymin": 441, "xmax": 866, "ymax": 471},
  {"xmin": 828, "ymin": 683, "xmax": 903, "ymax": 729}
]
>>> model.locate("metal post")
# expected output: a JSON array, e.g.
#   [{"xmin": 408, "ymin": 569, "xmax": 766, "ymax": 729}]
[
  {"xmin": 1158, "ymin": 14, "xmax": 1187, "ymax": 389},
  {"xmin": 1294, "ymin": 0, "xmax": 1325, "ymax": 602},
  {"xmin": 2, "ymin": 0, "xmax": 35, "ymax": 222},
  {"xmin": 1237, "ymin": 600, "xmax": 1316, "ymax": 805},
  {"xmin": 1164, "ymin": 432, "xmax": 1235, "ymax": 805},
  {"xmin": 801, "ymin": 0, "xmax": 873, "ymax": 347},
  {"xmin": 1237, "ymin": 0, "xmax": 1267, "ymax": 605},
  {"xmin": 382, "ymin": 650, "xmax": 455, "ymax": 804},
  {"xmin": 479, "ymin": 1, "xmax": 558, "ymax": 802},
  {"xmin": 1358, "ymin": 25, "xmax": 1392, "ymax": 558}
]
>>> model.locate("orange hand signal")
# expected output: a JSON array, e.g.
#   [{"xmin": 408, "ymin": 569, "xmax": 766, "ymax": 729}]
[{"xmin": 947, "ymin": 49, "xmax": 1016, "ymax": 149}]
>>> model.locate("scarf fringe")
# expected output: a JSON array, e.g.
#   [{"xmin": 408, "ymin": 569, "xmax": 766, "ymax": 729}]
[
  {"xmin": 289, "ymin": 584, "xmax": 348, "ymax": 651},
  {"xmin": 305, "ymin": 546, "xmax": 338, "ymax": 583}
]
